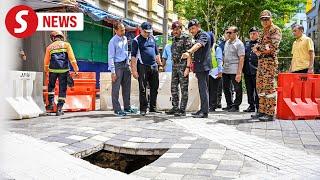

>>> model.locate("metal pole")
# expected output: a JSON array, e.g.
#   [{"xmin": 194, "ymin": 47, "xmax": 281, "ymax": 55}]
[
  {"xmin": 124, "ymin": 0, "xmax": 128, "ymax": 18},
  {"xmin": 163, "ymin": 0, "xmax": 168, "ymax": 48}
]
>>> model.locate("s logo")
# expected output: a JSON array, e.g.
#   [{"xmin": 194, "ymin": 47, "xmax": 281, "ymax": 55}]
[{"xmin": 5, "ymin": 5, "xmax": 38, "ymax": 38}]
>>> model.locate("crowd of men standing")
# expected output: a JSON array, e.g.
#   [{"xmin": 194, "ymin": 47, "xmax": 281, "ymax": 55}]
[{"xmin": 107, "ymin": 9, "xmax": 315, "ymax": 122}]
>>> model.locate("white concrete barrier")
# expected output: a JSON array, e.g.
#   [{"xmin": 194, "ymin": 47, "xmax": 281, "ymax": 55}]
[
  {"xmin": 6, "ymin": 71, "xmax": 45, "ymax": 119},
  {"xmin": 32, "ymin": 72, "xmax": 46, "ymax": 112},
  {"xmin": 100, "ymin": 72, "xmax": 200, "ymax": 112}
]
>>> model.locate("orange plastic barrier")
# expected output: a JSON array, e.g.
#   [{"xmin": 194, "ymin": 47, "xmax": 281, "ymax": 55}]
[
  {"xmin": 43, "ymin": 72, "xmax": 96, "ymax": 112},
  {"xmin": 277, "ymin": 73, "xmax": 320, "ymax": 120}
]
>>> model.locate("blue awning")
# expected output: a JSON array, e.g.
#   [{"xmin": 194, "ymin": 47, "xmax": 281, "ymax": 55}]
[{"xmin": 77, "ymin": 1, "xmax": 139, "ymax": 28}]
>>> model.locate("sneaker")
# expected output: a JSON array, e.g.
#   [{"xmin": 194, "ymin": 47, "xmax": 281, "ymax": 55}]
[
  {"xmin": 114, "ymin": 110, "xmax": 127, "ymax": 116},
  {"xmin": 228, "ymin": 107, "xmax": 239, "ymax": 112},
  {"xmin": 56, "ymin": 109, "xmax": 64, "ymax": 116},
  {"xmin": 243, "ymin": 106, "xmax": 255, "ymax": 112},
  {"xmin": 191, "ymin": 110, "xmax": 201, "ymax": 116},
  {"xmin": 251, "ymin": 112, "xmax": 265, "ymax": 119},
  {"xmin": 174, "ymin": 110, "xmax": 186, "ymax": 117},
  {"xmin": 140, "ymin": 111, "xmax": 146, "ymax": 116},
  {"xmin": 124, "ymin": 108, "xmax": 137, "ymax": 114},
  {"xmin": 217, "ymin": 104, "xmax": 222, "ymax": 109},
  {"xmin": 165, "ymin": 108, "xmax": 178, "ymax": 115},
  {"xmin": 259, "ymin": 115, "xmax": 274, "ymax": 121}
]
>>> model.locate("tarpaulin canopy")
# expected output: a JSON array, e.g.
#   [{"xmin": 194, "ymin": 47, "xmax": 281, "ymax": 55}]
[
  {"xmin": 77, "ymin": 0, "xmax": 139, "ymax": 28},
  {"xmin": 21, "ymin": 0, "xmax": 139, "ymax": 28},
  {"xmin": 21, "ymin": 0, "xmax": 70, "ymax": 10}
]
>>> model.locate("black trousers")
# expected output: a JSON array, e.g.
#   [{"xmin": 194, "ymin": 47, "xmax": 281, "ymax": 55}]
[
  {"xmin": 209, "ymin": 76, "xmax": 222, "ymax": 109},
  {"xmin": 48, "ymin": 72, "xmax": 68, "ymax": 107},
  {"xmin": 222, "ymin": 73, "xmax": 243, "ymax": 108},
  {"xmin": 244, "ymin": 74, "xmax": 259, "ymax": 110},
  {"xmin": 137, "ymin": 63, "xmax": 159, "ymax": 112},
  {"xmin": 196, "ymin": 71, "xmax": 209, "ymax": 114},
  {"xmin": 292, "ymin": 68, "xmax": 308, "ymax": 73}
]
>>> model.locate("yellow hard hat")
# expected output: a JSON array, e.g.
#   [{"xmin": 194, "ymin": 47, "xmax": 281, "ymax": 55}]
[{"xmin": 50, "ymin": 31, "xmax": 65, "ymax": 40}]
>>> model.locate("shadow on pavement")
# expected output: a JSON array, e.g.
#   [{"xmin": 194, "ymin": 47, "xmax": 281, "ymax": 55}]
[
  {"xmin": 61, "ymin": 114, "xmax": 116, "ymax": 119},
  {"xmin": 207, "ymin": 118, "xmax": 258, "ymax": 125}
]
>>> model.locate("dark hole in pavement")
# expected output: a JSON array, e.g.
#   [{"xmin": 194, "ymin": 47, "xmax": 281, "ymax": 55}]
[{"xmin": 83, "ymin": 150, "xmax": 161, "ymax": 174}]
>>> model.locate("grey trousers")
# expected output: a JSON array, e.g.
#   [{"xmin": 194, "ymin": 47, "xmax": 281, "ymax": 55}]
[
  {"xmin": 112, "ymin": 61, "xmax": 131, "ymax": 112},
  {"xmin": 196, "ymin": 71, "xmax": 209, "ymax": 114}
]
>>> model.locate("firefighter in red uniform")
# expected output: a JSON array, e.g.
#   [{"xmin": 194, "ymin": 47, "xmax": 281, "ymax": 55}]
[{"xmin": 44, "ymin": 31, "xmax": 79, "ymax": 116}]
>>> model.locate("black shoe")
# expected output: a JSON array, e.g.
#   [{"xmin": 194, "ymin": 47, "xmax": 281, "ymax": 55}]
[
  {"xmin": 56, "ymin": 109, "xmax": 64, "ymax": 116},
  {"xmin": 140, "ymin": 111, "xmax": 146, "ymax": 116},
  {"xmin": 165, "ymin": 108, "xmax": 178, "ymax": 115},
  {"xmin": 259, "ymin": 115, "xmax": 274, "ymax": 121},
  {"xmin": 217, "ymin": 104, "xmax": 222, "ymax": 109},
  {"xmin": 46, "ymin": 104, "xmax": 54, "ymax": 111},
  {"xmin": 251, "ymin": 112, "xmax": 265, "ymax": 119},
  {"xmin": 149, "ymin": 109, "xmax": 162, "ymax": 113},
  {"xmin": 244, "ymin": 106, "xmax": 255, "ymax": 112},
  {"xmin": 222, "ymin": 106, "xmax": 232, "ymax": 111},
  {"xmin": 174, "ymin": 110, "xmax": 186, "ymax": 117},
  {"xmin": 209, "ymin": 107, "xmax": 216, "ymax": 112},
  {"xmin": 193, "ymin": 112, "xmax": 208, "ymax": 118},
  {"xmin": 114, "ymin": 110, "xmax": 127, "ymax": 116},
  {"xmin": 228, "ymin": 107, "xmax": 239, "ymax": 112},
  {"xmin": 191, "ymin": 110, "xmax": 202, "ymax": 116}
]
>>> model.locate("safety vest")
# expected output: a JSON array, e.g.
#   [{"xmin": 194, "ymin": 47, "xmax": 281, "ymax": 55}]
[
  {"xmin": 211, "ymin": 47, "xmax": 218, "ymax": 69},
  {"xmin": 44, "ymin": 41, "xmax": 76, "ymax": 73}
]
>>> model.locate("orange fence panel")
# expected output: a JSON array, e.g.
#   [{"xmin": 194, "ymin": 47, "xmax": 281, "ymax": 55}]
[
  {"xmin": 277, "ymin": 73, "xmax": 320, "ymax": 120},
  {"xmin": 43, "ymin": 72, "xmax": 96, "ymax": 112}
]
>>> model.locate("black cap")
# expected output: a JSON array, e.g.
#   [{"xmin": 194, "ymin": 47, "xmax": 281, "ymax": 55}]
[
  {"xmin": 188, "ymin": 19, "xmax": 199, "ymax": 29},
  {"xmin": 141, "ymin": 22, "xmax": 152, "ymax": 32},
  {"xmin": 249, "ymin": 26, "xmax": 259, "ymax": 33}
]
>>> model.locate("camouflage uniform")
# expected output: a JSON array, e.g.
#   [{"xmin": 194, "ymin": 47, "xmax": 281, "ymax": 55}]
[
  {"xmin": 256, "ymin": 24, "xmax": 282, "ymax": 116},
  {"xmin": 170, "ymin": 33, "xmax": 193, "ymax": 111}
]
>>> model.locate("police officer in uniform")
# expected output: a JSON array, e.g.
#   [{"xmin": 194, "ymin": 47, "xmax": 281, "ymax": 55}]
[
  {"xmin": 252, "ymin": 10, "xmax": 282, "ymax": 121},
  {"xmin": 243, "ymin": 27, "xmax": 260, "ymax": 113},
  {"xmin": 44, "ymin": 31, "xmax": 79, "ymax": 116},
  {"xmin": 165, "ymin": 21, "xmax": 193, "ymax": 116}
]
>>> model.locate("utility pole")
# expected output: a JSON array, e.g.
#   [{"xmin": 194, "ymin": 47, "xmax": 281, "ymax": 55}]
[{"xmin": 163, "ymin": 0, "xmax": 168, "ymax": 49}]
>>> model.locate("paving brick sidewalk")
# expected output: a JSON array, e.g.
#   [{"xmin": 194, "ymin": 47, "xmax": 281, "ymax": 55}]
[{"xmin": 3, "ymin": 108, "xmax": 320, "ymax": 179}]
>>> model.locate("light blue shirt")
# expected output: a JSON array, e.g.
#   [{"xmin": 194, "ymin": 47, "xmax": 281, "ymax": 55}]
[
  {"xmin": 215, "ymin": 46, "xmax": 224, "ymax": 73},
  {"xmin": 162, "ymin": 44, "xmax": 172, "ymax": 72},
  {"xmin": 108, "ymin": 35, "xmax": 128, "ymax": 73}
]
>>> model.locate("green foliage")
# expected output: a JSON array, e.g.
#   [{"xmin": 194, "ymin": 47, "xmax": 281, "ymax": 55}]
[
  {"xmin": 278, "ymin": 29, "xmax": 296, "ymax": 72},
  {"xmin": 174, "ymin": 0, "xmax": 304, "ymax": 40}
]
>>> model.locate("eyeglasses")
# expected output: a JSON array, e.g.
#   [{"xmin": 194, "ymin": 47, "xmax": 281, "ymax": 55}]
[
  {"xmin": 226, "ymin": 32, "xmax": 234, "ymax": 34},
  {"xmin": 260, "ymin": 18, "xmax": 270, "ymax": 21}
]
